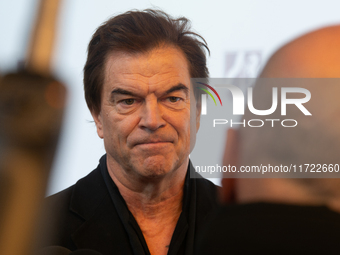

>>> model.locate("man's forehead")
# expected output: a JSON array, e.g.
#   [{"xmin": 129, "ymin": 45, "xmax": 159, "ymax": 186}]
[
  {"xmin": 103, "ymin": 46, "xmax": 191, "ymax": 93},
  {"xmin": 104, "ymin": 46, "xmax": 189, "ymax": 72}
]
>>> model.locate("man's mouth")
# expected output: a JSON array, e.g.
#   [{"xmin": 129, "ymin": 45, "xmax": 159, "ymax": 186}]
[
  {"xmin": 133, "ymin": 138, "xmax": 174, "ymax": 149},
  {"xmin": 135, "ymin": 141, "xmax": 172, "ymax": 146}
]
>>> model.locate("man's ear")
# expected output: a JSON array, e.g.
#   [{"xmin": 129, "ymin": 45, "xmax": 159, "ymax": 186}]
[
  {"xmin": 91, "ymin": 110, "xmax": 104, "ymax": 139},
  {"xmin": 219, "ymin": 128, "xmax": 239, "ymax": 204}
]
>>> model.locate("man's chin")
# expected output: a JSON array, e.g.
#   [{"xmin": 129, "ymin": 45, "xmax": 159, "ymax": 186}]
[{"xmin": 133, "ymin": 155, "xmax": 179, "ymax": 180}]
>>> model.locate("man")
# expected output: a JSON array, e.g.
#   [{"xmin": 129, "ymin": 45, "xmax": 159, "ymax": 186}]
[
  {"xmin": 41, "ymin": 9, "xmax": 218, "ymax": 255},
  {"xmin": 196, "ymin": 25, "xmax": 340, "ymax": 254}
]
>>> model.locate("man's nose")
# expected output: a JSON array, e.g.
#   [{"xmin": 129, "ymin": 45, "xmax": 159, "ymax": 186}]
[{"xmin": 139, "ymin": 97, "xmax": 166, "ymax": 131}]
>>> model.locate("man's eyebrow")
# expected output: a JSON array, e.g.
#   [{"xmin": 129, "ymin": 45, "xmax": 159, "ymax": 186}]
[
  {"xmin": 111, "ymin": 88, "xmax": 135, "ymax": 96},
  {"xmin": 165, "ymin": 84, "xmax": 189, "ymax": 95},
  {"xmin": 110, "ymin": 84, "xmax": 189, "ymax": 98}
]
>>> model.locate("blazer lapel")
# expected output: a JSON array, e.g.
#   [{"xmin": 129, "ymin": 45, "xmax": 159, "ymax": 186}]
[{"xmin": 68, "ymin": 166, "xmax": 135, "ymax": 254}]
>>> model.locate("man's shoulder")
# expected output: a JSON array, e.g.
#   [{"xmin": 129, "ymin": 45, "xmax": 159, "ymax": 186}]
[
  {"xmin": 44, "ymin": 165, "xmax": 108, "ymax": 217},
  {"xmin": 189, "ymin": 165, "xmax": 221, "ymax": 200},
  {"xmin": 46, "ymin": 166, "xmax": 103, "ymax": 203},
  {"xmin": 44, "ymin": 184, "xmax": 75, "ymax": 213},
  {"xmin": 195, "ymin": 176, "xmax": 220, "ymax": 197},
  {"xmin": 195, "ymin": 175, "xmax": 219, "ymax": 188},
  {"xmin": 189, "ymin": 171, "xmax": 221, "ymax": 220},
  {"xmin": 39, "ymin": 163, "xmax": 109, "ymax": 249}
]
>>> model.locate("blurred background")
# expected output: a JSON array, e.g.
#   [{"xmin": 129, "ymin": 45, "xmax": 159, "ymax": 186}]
[{"xmin": 1, "ymin": 0, "xmax": 340, "ymax": 195}]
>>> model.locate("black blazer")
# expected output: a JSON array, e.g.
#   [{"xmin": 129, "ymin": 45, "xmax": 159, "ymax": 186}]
[{"xmin": 39, "ymin": 157, "xmax": 219, "ymax": 255}]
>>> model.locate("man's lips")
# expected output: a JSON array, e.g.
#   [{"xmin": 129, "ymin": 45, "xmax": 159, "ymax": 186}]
[
  {"xmin": 129, "ymin": 134, "xmax": 176, "ymax": 148},
  {"xmin": 133, "ymin": 141, "xmax": 172, "ymax": 152},
  {"xmin": 132, "ymin": 137, "xmax": 174, "ymax": 147},
  {"xmin": 134, "ymin": 140, "xmax": 173, "ymax": 146}
]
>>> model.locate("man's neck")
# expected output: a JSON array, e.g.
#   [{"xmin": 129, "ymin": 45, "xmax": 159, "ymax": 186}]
[
  {"xmin": 106, "ymin": 157, "xmax": 188, "ymax": 212},
  {"xmin": 109, "ymin": 170, "xmax": 185, "ymax": 218},
  {"xmin": 107, "ymin": 158, "xmax": 188, "ymax": 255}
]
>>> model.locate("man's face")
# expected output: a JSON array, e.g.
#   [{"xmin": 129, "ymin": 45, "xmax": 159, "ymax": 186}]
[{"xmin": 92, "ymin": 46, "xmax": 200, "ymax": 179}]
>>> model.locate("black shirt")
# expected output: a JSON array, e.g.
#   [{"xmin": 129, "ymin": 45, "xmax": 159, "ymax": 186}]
[{"xmin": 41, "ymin": 155, "xmax": 219, "ymax": 255}]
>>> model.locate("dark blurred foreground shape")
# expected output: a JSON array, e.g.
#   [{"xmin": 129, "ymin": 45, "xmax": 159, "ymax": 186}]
[
  {"xmin": 0, "ymin": 0, "xmax": 67, "ymax": 254},
  {"xmin": 196, "ymin": 25, "xmax": 340, "ymax": 254}
]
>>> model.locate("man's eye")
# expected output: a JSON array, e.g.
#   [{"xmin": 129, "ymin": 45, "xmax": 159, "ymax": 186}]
[
  {"xmin": 168, "ymin": 97, "xmax": 180, "ymax": 103},
  {"xmin": 123, "ymin": 99, "xmax": 135, "ymax": 105}
]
